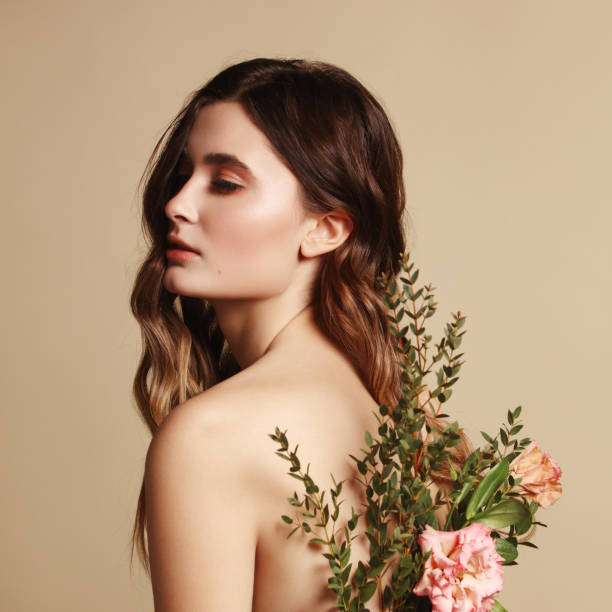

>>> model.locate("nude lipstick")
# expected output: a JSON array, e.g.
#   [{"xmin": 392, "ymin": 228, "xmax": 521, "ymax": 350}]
[{"xmin": 166, "ymin": 235, "xmax": 200, "ymax": 261}]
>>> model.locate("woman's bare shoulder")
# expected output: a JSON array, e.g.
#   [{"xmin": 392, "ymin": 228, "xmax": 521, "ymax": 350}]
[
  {"xmin": 172, "ymin": 353, "xmax": 362, "ymax": 424},
  {"xmin": 149, "ymin": 364, "xmax": 325, "ymax": 464},
  {"xmin": 153, "ymin": 345, "xmax": 380, "ymax": 475},
  {"xmin": 153, "ymin": 356, "xmax": 374, "ymax": 490}
]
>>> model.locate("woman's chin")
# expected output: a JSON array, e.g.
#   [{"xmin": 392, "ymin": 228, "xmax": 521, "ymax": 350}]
[
  {"xmin": 162, "ymin": 271, "xmax": 193, "ymax": 297},
  {"xmin": 163, "ymin": 273, "xmax": 216, "ymax": 300}
]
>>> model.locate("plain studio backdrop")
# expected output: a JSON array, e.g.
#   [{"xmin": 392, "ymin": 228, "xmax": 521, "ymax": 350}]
[{"xmin": 2, "ymin": 1, "xmax": 609, "ymax": 610}]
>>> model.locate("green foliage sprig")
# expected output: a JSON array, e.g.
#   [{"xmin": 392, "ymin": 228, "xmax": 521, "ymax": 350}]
[{"xmin": 269, "ymin": 252, "xmax": 557, "ymax": 612}]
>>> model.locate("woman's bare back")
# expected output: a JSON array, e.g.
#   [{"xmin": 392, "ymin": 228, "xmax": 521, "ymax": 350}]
[
  {"xmin": 145, "ymin": 319, "xmax": 387, "ymax": 611},
  {"xmin": 243, "ymin": 345, "xmax": 384, "ymax": 612}
]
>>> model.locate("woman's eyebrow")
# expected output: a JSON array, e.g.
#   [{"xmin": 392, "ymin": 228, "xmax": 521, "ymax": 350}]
[
  {"xmin": 204, "ymin": 152, "xmax": 252, "ymax": 174},
  {"xmin": 182, "ymin": 147, "xmax": 253, "ymax": 175}
]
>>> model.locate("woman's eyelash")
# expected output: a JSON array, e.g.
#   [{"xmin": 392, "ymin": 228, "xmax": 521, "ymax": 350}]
[
  {"xmin": 210, "ymin": 178, "xmax": 241, "ymax": 193},
  {"xmin": 168, "ymin": 173, "xmax": 242, "ymax": 196}
]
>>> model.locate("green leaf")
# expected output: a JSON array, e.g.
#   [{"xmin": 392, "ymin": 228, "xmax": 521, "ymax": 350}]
[
  {"xmin": 353, "ymin": 561, "xmax": 367, "ymax": 586},
  {"xmin": 365, "ymin": 430, "xmax": 373, "ymax": 446},
  {"xmin": 492, "ymin": 600, "xmax": 508, "ymax": 612},
  {"xmin": 495, "ymin": 538, "xmax": 518, "ymax": 563},
  {"xmin": 340, "ymin": 563, "xmax": 352, "ymax": 584},
  {"xmin": 510, "ymin": 424, "xmax": 523, "ymax": 436},
  {"xmin": 360, "ymin": 580, "xmax": 377, "ymax": 603},
  {"xmin": 468, "ymin": 499, "xmax": 530, "ymax": 529},
  {"xmin": 514, "ymin": 513, "xmax": 532, "ymax": 535},
  {"xmin": 281, "ymin": 515, "xmax": 293, "ymax": 524},
  {"xmin": 481, "ymin": 431, "xmax": 494, "ymax": 444},
  {"xmin": 366, "ymin": 563, "xmax": 385, "ymax": 579},
  {"xmin": 465, "ymin": 460, "xmax": 509, "ymax": 519}
]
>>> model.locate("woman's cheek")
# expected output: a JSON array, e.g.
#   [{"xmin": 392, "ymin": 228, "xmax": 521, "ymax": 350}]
[
  {"xmin": 209, "ymin": 202, "xmax": 301, "ymax": 288},
  {"xmin": 215, "ymin": 197, "xmax": 299, "ymax": 254}
]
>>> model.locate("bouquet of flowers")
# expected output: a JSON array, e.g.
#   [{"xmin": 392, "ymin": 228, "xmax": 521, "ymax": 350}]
[{"xmin": 269, "ymin": 252, "xmax": 562, "ymax": 612}]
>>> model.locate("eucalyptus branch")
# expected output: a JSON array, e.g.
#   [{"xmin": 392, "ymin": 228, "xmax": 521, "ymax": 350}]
[{"xmin": 269, "ymin": 252, "xmax": 558, "ymax": 612}]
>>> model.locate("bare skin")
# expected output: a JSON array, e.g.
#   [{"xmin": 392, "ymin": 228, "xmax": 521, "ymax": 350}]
[{"xmin": 145, "ymin": 305, "xmax": 388, "ymax": 611}]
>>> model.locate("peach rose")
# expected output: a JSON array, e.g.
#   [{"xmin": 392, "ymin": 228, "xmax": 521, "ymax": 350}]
[
  {"xmin": 509, "ymin": 440, "xmax": 562, "ymax": 508},
  {"xmin": 413, "ymin": 523, "xmax": 504, "ymax": 612}
]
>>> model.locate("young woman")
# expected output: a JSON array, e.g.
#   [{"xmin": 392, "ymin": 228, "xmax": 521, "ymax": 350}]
[{"xmin": 130, "ymin": 58, "xmax": 409, "ymax": 611}]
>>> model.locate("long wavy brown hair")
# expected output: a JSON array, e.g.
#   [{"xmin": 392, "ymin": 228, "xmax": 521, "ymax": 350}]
[{"xmin": 129, "ymin": 58, "xmax": 465, "ymax": 576}]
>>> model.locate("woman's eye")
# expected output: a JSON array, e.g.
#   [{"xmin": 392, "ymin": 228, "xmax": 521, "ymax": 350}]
[
  {"xmin": 211, "ymin": 178, "xmax": 242, "ymax": 194},
  {"xmin": 167, "ymin": 172, "xmax": 242, "ymax": 197}
]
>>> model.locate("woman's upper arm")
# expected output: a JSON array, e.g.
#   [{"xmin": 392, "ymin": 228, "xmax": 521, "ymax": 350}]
[{"xmin": 144, "ymin": 399, "xmax": 257, "ymax": 611}]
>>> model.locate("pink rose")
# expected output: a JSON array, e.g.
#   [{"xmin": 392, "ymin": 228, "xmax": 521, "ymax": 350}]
[
  {"xmin": 509, "ymin": 440, "xmax": 562, "ymax": 508},
  {"xmin": 413, "ymin": 524, "xmax": 504, "ymax": 612}
]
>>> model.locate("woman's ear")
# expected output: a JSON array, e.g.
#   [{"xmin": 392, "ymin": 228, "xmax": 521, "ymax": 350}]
[{"xmin": 300, "ymin": 210, "xmax": 354, "ymax": 258}]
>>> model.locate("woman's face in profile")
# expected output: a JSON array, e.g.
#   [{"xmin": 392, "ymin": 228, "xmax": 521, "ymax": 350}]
[{"xmin": 163, "ymin": 101, "xmax": 309, "ymax": 301}]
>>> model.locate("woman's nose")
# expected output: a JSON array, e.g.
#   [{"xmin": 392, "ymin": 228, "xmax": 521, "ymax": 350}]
[{"xmin": 165, "ymin": 179, "xmax": 199, "ymax": 224}]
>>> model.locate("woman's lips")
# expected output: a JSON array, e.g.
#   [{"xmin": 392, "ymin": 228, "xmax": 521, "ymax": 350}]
[
  {"xmin": 166, "ymin": 233, "xmax": 201, "ymax": 261},
  {"xmin": 166, "ymin": 234, "xmax": 200, "ymax": 253},
  {"xmin": 165, "ymin": 247, "xmax": 200, "ymax": 261}
]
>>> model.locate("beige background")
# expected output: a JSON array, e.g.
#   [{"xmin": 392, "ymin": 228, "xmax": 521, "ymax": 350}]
[{"xmin": 2, "ymin": 0, "xmax": 608, "ymax": 610}]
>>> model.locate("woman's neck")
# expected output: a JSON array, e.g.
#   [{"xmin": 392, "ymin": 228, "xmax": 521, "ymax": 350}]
[{"xmin": 208, "ymin": 294, "xmax": 316, "ymax": 370}]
